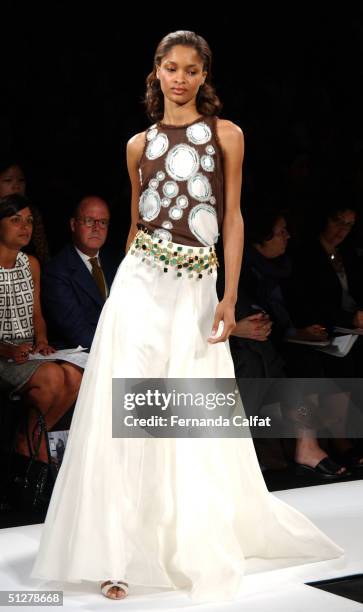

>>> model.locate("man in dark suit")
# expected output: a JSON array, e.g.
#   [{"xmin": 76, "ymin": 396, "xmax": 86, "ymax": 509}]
[{"xmin": 42, "ymin": 195, "xmax": 119, "ymax": 350}]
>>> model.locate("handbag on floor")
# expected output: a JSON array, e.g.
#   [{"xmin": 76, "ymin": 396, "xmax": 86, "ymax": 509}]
[{"xmin": 4, "ymin": 407, "xmax": 57, "ymax": 513}]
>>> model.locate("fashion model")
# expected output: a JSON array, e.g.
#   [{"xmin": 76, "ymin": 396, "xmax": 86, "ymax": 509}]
[{"xmin": 30, "ymin": 30, "xmax": 343, "ymax": 603}]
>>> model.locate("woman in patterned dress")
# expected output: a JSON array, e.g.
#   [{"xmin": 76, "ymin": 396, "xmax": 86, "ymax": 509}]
[{"xmin": 0, "ymin": 193, "xmax": 82, "ymax": 462}]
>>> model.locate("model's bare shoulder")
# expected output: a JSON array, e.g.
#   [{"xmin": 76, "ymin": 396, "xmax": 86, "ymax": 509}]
[
  {"xmin": 126, "ymin": 131, "xmax": 147, "ymax": 165},
  {"xmin": 216, "ymin": 118, "xmax": 243, "ymax": 142}
]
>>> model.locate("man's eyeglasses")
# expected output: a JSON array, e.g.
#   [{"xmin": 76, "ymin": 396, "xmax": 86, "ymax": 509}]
[{"xmin": 76, "ymin": 216, "xmax": 109, "ymax": 229}]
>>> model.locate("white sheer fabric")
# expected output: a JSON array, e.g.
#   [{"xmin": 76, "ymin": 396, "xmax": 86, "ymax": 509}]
[{"xmin": 30, "ymin": 236, "xmax": 343, "ymax": 603}]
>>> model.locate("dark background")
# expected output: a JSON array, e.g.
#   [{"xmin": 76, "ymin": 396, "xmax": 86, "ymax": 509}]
[
  {"xmin": 2, "ymin": 5, "xmax": 363, "ymax": 527},
  {"xmin": 1, "ymin": 4, "xmax": 363, "ymax": 255}
]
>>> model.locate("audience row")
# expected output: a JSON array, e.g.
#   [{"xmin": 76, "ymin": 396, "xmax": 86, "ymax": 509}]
[{"xmin": 1, "ymin": 172, "xmax": 363, "ymax": 476}]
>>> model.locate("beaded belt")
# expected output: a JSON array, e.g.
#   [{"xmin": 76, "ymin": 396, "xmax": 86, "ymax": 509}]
[{"xmin": 129, "ymin": 230, "xmax": 219, "ymax": 279}]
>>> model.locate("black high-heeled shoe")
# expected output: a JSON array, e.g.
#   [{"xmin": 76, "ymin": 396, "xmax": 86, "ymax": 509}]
[{"xmin": 295, "ymin": 457, "xmax": 351, "ymax": 479}]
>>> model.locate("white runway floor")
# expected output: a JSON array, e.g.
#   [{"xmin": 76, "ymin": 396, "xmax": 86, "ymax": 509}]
[{"xmin": 0, "ymin": 480, "xmax": 362, "ymax": 611}]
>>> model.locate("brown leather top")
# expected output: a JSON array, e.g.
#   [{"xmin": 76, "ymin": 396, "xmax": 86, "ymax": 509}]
[{"xmin": 137, "ymin": 115, "xmax": 224, "ymax": 246}]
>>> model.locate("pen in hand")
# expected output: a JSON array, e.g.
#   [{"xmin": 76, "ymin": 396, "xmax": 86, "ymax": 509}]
[{"xmin": 2, "ymin": 339, "xmax": 34, "ymax": 364}]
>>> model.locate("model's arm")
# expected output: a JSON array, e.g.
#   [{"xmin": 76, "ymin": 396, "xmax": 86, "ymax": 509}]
[
  {"xmin": 208, "ymin": 119, "xmax": 244, "ymax": 344},
  {"xmin": 28, "ymin": 255, "xmax": 55, "ymax": 354},
  {"xmin": 125, "ymin": 131, "xmax": 146, "ymax": 253}
]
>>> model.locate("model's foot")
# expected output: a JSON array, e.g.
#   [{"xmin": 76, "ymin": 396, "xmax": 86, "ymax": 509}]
[{"xmin": 100, "ymin": 580, "xmax": 128, "ymax": 600}]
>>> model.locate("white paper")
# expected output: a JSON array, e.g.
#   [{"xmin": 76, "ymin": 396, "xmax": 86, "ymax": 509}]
[
  {"xmin": 334, "ymin": 326, "xmax": 363, "ymax": 336},
  {"xmin": 317, "ymin": 334, "xmax": 358, "ymax": 357},
  {"xmin": 28, "ymin": 346, "xmax": 88, "ymax": 368},
  {"xmin": 58, "ymin": 351, "xmax": 89, "ymax": 368},
  {"xmin": 285, "ymin": 337, "xmax": 330, "ymax": 347}
]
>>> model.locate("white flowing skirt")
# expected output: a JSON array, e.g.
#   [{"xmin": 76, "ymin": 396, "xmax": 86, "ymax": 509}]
[{"xmin": 30, "ymin": 235, "xmax": 343, "ymax": 603}]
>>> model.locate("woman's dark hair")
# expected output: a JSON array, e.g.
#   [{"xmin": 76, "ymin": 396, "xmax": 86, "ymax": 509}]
[
  {"xmin": 0, "ymin": 159, "xmax": 24, "ymax": 176},
  {"xmin": 0, "ymin": 169, "xmax": 50, "ymax": 264},
  {"xmin": 0, "ymin": 193, "xmax": 30, "ymax": 221},
  {"xmin": 301, "ymin": 189, "xmax": 358, "ymax": 240},
  {"xmin": 144, "ymin": 30, "xmax": 222, "ymax": 121},
  {"xmin": 315, "ymin": 202, "xmax": 357, "ymax": 236},
  {"xmin": 246, "ymin": 207, "xmax": 288, "ymax": 245}
]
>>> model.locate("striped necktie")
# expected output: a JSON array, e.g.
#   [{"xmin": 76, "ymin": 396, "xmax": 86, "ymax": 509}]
[{"xmin": 89, "ymin": 257, "xmax": 107, "ymax": 301}]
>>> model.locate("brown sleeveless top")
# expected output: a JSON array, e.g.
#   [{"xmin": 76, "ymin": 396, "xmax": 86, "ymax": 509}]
[{"xmin": 137, "ymin": 115, "xmax": 224, "ymax": 247}]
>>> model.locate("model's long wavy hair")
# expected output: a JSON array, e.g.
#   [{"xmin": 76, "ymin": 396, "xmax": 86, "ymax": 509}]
[{"xmin": 144, "ymin": 30, "xmax": 222, "ymax": 122}]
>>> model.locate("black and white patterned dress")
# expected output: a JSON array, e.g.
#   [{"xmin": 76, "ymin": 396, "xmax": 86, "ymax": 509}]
[{"xmin": 0, "ymin": 252, "xmax": 44, "ymax": 397}]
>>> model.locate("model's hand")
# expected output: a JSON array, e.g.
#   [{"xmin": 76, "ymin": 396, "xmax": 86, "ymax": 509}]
[
  {"xmin": 31, "ymin": 340, "xmax": 56, "ymax": 355},
  {"xmin": 208, "ymin": 300, "xmax": 236, "ymax": 344},
  {"xmin": 232, "ymin": 313, "xmax": 272, "ymax": 341}
]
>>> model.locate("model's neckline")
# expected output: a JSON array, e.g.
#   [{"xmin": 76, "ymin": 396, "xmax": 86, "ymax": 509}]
[{"xmin": 157, "ymin": 115, "xmax": 205, "ymax": 129}]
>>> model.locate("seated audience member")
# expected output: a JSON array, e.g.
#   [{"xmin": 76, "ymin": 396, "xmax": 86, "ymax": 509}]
[
  {"xmin": 235, "ymin": 207, "xmax": 359, "ymax": 476},
  {"xmin": 41, "ymin": 195, "xmax": 119, "ymax": 350},
  {"xmin": 0, "ymin": 194, "xmax": 82, "ymax": 463},
  {"xmin": 285, "ymin": 203, "xmax": 363, "ymax": 375},
  {"xmin": 241, "ymin": 209, "xmax": 327, "ymax": 354},
  {"xmin": 0, "ymin": 159, "xmax": 50, "ymax": 266}
]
